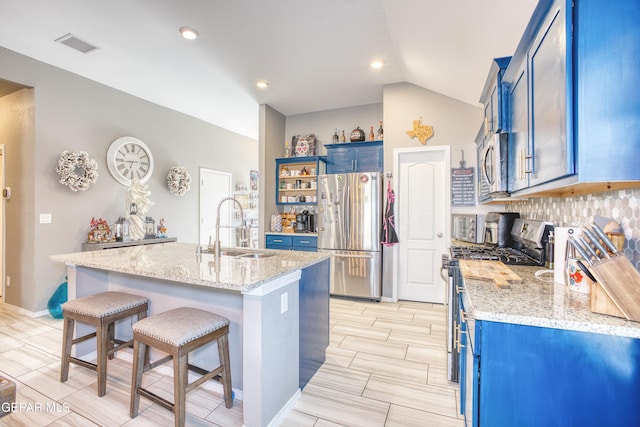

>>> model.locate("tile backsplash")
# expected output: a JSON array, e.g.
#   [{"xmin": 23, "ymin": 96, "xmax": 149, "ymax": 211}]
[{"xmin": 505, "ymin": 187, "xmax": 640, "ymax": 269}]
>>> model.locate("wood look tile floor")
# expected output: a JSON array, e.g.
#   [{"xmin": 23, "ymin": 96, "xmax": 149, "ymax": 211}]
[{"xmin": 0, "ymin": 298, "xmax": 462, "ymax": 426}]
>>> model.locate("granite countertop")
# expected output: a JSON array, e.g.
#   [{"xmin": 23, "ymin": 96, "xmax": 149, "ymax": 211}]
[
  {"xmin": 462, "ymin": 264, "xmax": 640, "ymax": 339},
  {"xmin": 50, "ymin": 242, "xmax": 329, "ymax": 293}
]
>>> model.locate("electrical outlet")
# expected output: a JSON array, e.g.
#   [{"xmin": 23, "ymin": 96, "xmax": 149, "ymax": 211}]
[{"xmin": 280, "ymin": 292, "xmax": 288, "ymax": 314}]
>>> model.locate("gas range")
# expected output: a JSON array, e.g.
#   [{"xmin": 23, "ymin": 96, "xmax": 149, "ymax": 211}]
[
  {"xmin": 449, "ymin": 245, "xmax": 541, "ymax": 265},
  {"xmin": 450, "ymin": 218, "xmax": 554, "ymax": 266}
]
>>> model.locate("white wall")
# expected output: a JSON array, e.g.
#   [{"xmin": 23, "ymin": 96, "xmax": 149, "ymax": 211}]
[{"xmin": 0, "ymin": 46, "xmax": 258, "ymax": 311}]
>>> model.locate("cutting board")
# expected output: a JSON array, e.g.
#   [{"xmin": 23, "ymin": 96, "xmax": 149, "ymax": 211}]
[
  {"xmin": 459, "ymin": 259, "xmax": 523, "ymax": 289},
  {"xmin": 589, "ymin": 255, "xmax": 640, "ymax": 322}
]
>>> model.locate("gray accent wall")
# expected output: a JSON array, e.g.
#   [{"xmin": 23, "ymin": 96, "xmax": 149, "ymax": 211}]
[{"xmin": 0, "ymin": 46, "xmax": 258, "ymax": 312}]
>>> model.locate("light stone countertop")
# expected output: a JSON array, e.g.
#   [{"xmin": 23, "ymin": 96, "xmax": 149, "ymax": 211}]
[
  {"xmin": 462, "ymin": 264, "xmax": 640, "ymax": 339},
  {"xmin": 50, "ymin": 242, "xmax": 329, "ymax": 293}
]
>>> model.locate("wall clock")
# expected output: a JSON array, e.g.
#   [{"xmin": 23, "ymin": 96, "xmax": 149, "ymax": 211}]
[{"xmin": 107, "ymin": 136, "xmax": 154, "ymax": 186}]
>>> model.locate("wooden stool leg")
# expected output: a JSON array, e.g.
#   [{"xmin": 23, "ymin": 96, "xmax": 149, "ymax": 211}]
[
  {"xmin": 130, "ymin": 340, "xmax": 146, "ymax": 418},
  {"xmin": 174, "ymin": 354, "xmax": 188, "ymax": 427},
  {"xmin": 60, "ymin": 317, "xmax": 74, "ymax": 382},
  {"xmin": 137, "ymin": 311, "xmax": 150, "ymax": 366},
  {"xmin": 107, "ymin": 322, "xmax": 115, "ymax": 360},
  {"xmin": 96, "ymin": 323, "xmax": 109, "ymax": 397},
  {"xmin": 217, "ymin": 334, "xmax": 233, "ymax": 408}
]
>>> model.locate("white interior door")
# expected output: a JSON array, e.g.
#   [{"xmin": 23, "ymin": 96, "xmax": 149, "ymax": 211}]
[
  {"xmin": 199, "ymin": 168, "xmax": 232, "ymax": 247},
  {"xmin": 395, "ymin": 146, "xmax": 450, "ymax": 303},
  {"xmin": 0, "ymin": 145, "xmax": 4, "ymax": 300}
]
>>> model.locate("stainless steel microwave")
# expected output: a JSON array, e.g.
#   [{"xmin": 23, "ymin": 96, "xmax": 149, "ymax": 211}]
[
  {"xmin": 480, "ymin": 133, "xmax": 509, "ymax": 197},
  {"xmin": 452, "ymin": 214, "xmax": 485, "ymax": 244}
]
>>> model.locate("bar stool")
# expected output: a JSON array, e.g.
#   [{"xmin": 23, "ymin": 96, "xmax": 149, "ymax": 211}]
[
  {"xmin": 129, "ymin": 307, "xmax": 233, "ymax": 427},
  {"xmin": 60, "ymin": 291, "xmax": 149, "ymax": 397}
]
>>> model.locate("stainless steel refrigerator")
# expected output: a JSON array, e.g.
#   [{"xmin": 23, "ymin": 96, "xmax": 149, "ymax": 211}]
[{"xmin": 317, "ymin": 172, "xmax": 382, "ymax": 300}]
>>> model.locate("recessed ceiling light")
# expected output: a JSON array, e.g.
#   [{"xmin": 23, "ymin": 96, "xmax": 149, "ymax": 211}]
[
  {"xmin": 371, "ymin": 60, "xmax": 385, "ymax": 69},
  {"xmin": 179, "ymin": 26, "xmax": 199, "ymax": 40},
  {"xmin": 256, "ymin": 80, "xmax": 270, "ymax": 89}
]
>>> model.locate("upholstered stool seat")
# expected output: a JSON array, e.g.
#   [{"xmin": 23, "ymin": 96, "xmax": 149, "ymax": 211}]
[
  {"xmin": 129, "ymin": 307, "xmax": 233, "ymax": 427},
  {"xmin": 60, "ymin": 291, "xmax": 149, "ymax": 397}
]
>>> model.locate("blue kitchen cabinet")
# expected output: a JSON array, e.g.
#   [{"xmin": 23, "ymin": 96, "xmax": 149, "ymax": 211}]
[
  {"xmin": 502, "ymin": 0, "xmax": 640, "ymax": 195},
  {"xmin": 464, "ymin": 318, "xmax": 640, "ymax": 426},
  {"xmin": 325, "ymin": 141, "xmax": 383, "ymax": 174},
  {"xmin": 506, "ymin": 57, "xmax": 529, "ymax": 193},
  {"xmin": 298, "ymin": 258, "xmax": 330, "ymax": 388},
  {"xmin": 479, "ymin": 57, "xmax": 511, "ymax": 137},
  {"xmin": 276, "ymin": 156, "xmax": 325, "ymax": 206},
  {"xmin": 265, "ymin": 234, "xmax": 317, "ymax": 252}
]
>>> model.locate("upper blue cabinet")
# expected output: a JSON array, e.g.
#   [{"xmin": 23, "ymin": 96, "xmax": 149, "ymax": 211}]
[
  {"xmin": 479, "ymin": 57, "xmax": 511, "ymax": 138},
  {"xmin": 502, "ymin": 0, "xmax": 640, "ymax": 196},
  {"xmin": 325, "ymin": 141, "xmax": 383, "ymax": 174}
]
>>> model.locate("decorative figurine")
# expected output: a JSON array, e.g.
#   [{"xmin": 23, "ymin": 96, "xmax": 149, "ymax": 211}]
[
  {"xmin": 157, "ymin": 218, "xmax": 168, "ymax": 238},
  {"xmin": 127, "ymin": 179, "xmax": 155, "ymax": 240}
]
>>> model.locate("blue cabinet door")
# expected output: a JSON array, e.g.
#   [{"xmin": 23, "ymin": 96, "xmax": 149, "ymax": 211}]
[
  {"xmin": 326, "ymin": 147, "xmax": 354, "ymax": 174},
  {"xmin": 478, "ymin": 321, "xmax": 640, "ymax": 426},
  {"xmin": 506, "ymin": 60, "xmax": 530, "ymax": 192},
  {"xmin": 528, "ymin": 0, "xmax": 573, "ymax": 187}
]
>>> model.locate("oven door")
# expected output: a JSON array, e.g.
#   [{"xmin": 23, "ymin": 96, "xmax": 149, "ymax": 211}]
[{"xmin": 481, "ymin": 133, "xmax": 509, "ymax": 196}]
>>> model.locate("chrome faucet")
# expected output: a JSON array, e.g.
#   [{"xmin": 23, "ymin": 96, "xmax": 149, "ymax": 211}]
[{"xmin": 214, "ymin": 196, "xmax": 245, "ymax": 259}]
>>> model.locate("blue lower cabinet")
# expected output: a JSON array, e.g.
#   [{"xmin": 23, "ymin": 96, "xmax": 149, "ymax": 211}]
[
  {"xmin": 293, "ymin": 236, "xmax": 317, "ymax": 252},
  {"xmin": 471, "ymin": 320, "xmax": 640, "ymax": 426},
  {"xmin": 299, "ymin": 258, "xmax": 329, "ymax": 388},
  {"xmin": 266, "ymin": 234, "xmax": 317, "ymax": 252},
  {"xmin": 265, "ymin": 234, "xmax": 292, "ymax": 250}
]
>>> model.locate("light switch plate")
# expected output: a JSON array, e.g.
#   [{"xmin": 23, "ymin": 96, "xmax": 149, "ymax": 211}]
[
  {"xmin": 281, "ymin": 292, "xmax": 288, "ymax": 314},
  {"xmin": 39, "ymin": 213, "xmax": 52, "ymax": 224}
]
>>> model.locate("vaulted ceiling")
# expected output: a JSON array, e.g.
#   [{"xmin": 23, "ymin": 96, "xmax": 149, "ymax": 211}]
[{"xmin": 0, "ymin": 0, "xmax": 537, "ymax": 139}]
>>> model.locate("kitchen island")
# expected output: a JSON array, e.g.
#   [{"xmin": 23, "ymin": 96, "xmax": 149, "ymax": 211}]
[
  {"xmin": 51, "ymin": 242, "xmax": 330, "ymax": 427},
  {"xmin": 459, "ymin": 264, "xmax": 640, "ymax": 426}
]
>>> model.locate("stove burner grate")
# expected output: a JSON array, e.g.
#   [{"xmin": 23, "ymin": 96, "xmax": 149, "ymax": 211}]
[{"xmin": 450, "ymin": 246, "xmax": 541, "ymax": 266}]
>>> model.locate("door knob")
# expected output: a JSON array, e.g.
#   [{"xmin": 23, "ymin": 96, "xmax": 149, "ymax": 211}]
[{"xmin": 437, "ymin": 233, "xmax": 443, "ymax": 238}]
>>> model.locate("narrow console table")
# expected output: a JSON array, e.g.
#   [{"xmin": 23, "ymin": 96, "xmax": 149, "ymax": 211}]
[{"xmin": 81, "ymin": 237, "xmax": 177, "ymax": 251}]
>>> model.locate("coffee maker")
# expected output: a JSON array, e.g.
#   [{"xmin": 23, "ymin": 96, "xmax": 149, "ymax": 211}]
[{"xmin": 295, "ymin": 210, "xmax": 316, "ymax": 233}]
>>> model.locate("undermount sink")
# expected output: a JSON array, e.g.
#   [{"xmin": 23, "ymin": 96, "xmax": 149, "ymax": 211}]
[
  {"xmin": 238, "ymin": 252, "xmax": 277, "ymax": 259},
  {"xmin": 219, "ymin": 250, "xmax": 248, "ymax": 257}
]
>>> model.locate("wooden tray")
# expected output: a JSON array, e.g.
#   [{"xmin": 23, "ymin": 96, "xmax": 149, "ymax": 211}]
[{"xmin": 459, "ymin": 260, "xmax": 523, "ymax": 289}]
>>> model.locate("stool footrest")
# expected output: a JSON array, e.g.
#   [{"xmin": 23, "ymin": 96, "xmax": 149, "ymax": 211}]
[
  {"xmin": 72, "ymin": 332, "xmax": 97, "ymax": 346},
  {"xmin": 137, "ymin": 387, "xmax": 174, "ymax": 412},
  {"xmin": 68, "ymin": 357, "xmax": 98, "ymax": 372},
  {"xmin": 186, "ymin": 365, "xmax": 224, "ymax": 393},
  {"xmin": 145, "ymin": 355, "xmax": 173, "ymax": 372}
]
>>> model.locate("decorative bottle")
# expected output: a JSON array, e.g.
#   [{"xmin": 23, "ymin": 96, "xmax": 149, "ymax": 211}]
[
  {"xmin": 377, "ymin": 121, "xmax": 384, "ymax": 140},
  {"xmin": 332, "ymin": 129, "xmax": 339, "ymax": 144},
  {"xmin": 284, "ymin": 140, "xmax": 290, "ymax": 158},
  {"xmin": 369, "ymin": 126, "xmax": 375, "ymax": 141},
  {"xmin": 340, "ymin": 130, "xmax": 346, "ymax": 143}
]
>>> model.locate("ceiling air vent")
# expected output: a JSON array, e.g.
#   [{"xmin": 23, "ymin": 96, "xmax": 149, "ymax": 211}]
[{"xmin": 55, "ymin": 33, "xmax": 99, "ymax": 54}]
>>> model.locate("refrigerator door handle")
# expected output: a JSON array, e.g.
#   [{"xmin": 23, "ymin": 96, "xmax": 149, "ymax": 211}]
[{"xmin": 330, "ymin": 253, "xmax": 374, "ymax": 259}]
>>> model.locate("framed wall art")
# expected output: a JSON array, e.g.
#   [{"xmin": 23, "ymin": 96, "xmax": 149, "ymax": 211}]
[{"xmin": 291, "ymin": 134, "xmax": 317, "ymax": 157}]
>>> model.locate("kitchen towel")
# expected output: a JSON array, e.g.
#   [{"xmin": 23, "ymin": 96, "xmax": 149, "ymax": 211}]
[{"xmin": 381, "ymin": 181, "xmax": 399, "ymax": 246}]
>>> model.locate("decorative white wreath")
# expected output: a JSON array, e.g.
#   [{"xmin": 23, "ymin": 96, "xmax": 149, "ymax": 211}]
[
  {"xmin": 56, "ymin": 150, "xmax": 98, "ymax": 192},
  {"xmin": 166, "ymin": 166, "xmax": 191, "ymax": 196}
]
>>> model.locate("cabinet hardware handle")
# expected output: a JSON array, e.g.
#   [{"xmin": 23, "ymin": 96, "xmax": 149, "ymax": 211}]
[
  {"xmin": 273, "ymin": 239, "xmax": 283, "ymax": 243},
  {"xmin": 456, "ymin": 324, "xmax": 465, "ymax": 349},
  {"xmin": 299, "ymin": 240, "xmax": 310, "ymax": 244},
  {"xmin": 456, "ymin": 286, "xmax": 465, "ymax": 293}
]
